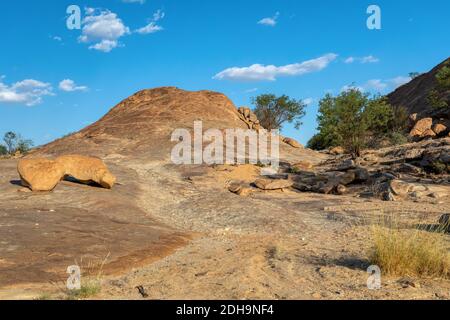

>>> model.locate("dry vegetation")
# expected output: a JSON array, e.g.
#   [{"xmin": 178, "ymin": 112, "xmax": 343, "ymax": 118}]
[{"xmin": 369, "ymin": 216, "xmax": 450, "ymax": 279}]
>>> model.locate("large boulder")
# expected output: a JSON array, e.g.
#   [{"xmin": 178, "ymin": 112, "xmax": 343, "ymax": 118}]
[
  {"xmin": 409, "ymin": 117, "xmax": 433, "ymax": 138},
  {"xmin": 18, "ymin": 159, "xmax": 65, "ymax": 191},
  {"xmin": 17, "ymin": 155, "xmax": 116, "ymax": 191},
  {"xmin": 56, "ymin": 155, "xmax": 116, "ymax": 189}
]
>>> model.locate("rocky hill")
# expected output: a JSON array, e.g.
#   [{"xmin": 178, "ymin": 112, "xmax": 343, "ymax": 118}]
[
  {"xmin": 32, "ymin": 87, "xmax": 321, "ymax": 163},
  {"xmin": 388, "ymin": 57, "xmax": 450, "ymax": 118}
]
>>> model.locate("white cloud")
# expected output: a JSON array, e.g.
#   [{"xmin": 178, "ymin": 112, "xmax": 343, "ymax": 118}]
[
  {"xmin": 302, "ymin": 98, "xmax": 314, "ymax": 106},
  {"xmin": 53, "ymin": 36, "xmax": 62, "ymax": 42},
  {"xmin": 344, "ymin": 55, "xmax": 379, "ymax": 64},
  {"xmin": 244, "ymin": 88, "xmax": 258, "ymax": 93},
  {"xmin": 361, "ymin": 55, "xmax": 380, "ymax": 64},
  {"xmin": 258, "ymin": 12, "xmax": 280, "ymax": 26},
  {"xmin": 389, "ymin": 76, "xmax": 411, "ymax": 88},
  {"xmin": 365, "ymin": 79, "xmax": 388, "ymax": 91},
  {"xmin": 213, "ymin": 53, "xmax": 337, "ymax": 81},
  {"xmin": 344, "ymin": 57, "xmax": 355, "ymax": 64},
  {"xmin": 122, "ymin": 0, "xmax": 145, "ymax": 3},
  {"xmin": 59, "ymin": 79, "xmax": 88, "ymax": 92},
  {"xmin": 341, "ymin": 84, "xmax": 364, "ymax": 93},
  {"xmin": 78, "ymin": 8, "xmax": 130, "ymax": 52},
  {"xmin": 135, "ymin": 9, "xmax": 165, "ymax": 34},
  {"xmin": 341, "ymin": 76, "xmax": 412, "ymax": 93},
  {"xmin": 0, "ymin": 78, "xmax": 53, "ymax": 106},
  {"xmin": 89, "ymin": 39, "xmax": 119, "ymax": 52}
]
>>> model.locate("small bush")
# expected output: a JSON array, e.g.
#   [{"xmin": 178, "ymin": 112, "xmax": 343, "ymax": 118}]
[
  {"xmin": 436, "ymin": 63, "xmax": 450, "ymax": 89},
  {"xmin": 66, "ymin": 280, "xmax": 101, "ymax": 300},
  {"xmin": 369, "ymin": 220, "xmax": 450, "ymax": 278},
  {"xmin": 388, "ymin": 132, "xmax": 409, "ymax": 146},
  {"xmin": 429, "ymin": 161, "xmax": 449, "ymax": 175}
]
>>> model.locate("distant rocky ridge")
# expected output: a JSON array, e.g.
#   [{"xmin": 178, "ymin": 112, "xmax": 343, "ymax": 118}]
[{"xmin": 388, "ymin": 57, "xmax": 450, "ymax": 118}]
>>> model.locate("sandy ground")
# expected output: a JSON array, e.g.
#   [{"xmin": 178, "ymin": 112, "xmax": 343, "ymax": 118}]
[{"xmin": 0, "ymin": 157, "xmax": 449, "ymax": 300}]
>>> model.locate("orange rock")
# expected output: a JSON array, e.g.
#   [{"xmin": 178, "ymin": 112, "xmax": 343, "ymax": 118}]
[
  {"xmin": 17, "ymin": 155, "xmax": 116, "ymax": 191},
  {"xmin": 56, "ymin": 155, "xmax": 116, "ymax": 189},
  {"xmin": 420, "ymin": 128, "xmax": 437, "ymax": 139},
  {"xmin": 292, "ymin": 161, "xmax": 313, "ymax": 171},
  {"xmin": 409, "ymin": 118, "xmax": 433, "ymax": 138},
  {"xmin": 329, "ymin": 146, "xmax": 345, "ymax": 155},
  {"xmin": 432, "ymin": 123, "xmax": 447, "ymax": 136},
  {"xmin": 18, "ymin": 159, "xmax": 65, "ymax": 191},
  {"xmin": 282, "ymin": 137, "xmax": 303, "ymax": 148}
]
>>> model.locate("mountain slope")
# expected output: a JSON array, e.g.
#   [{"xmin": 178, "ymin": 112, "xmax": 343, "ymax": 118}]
[{"xmin": 388, "ymin": 57, "xmax": 450, "ymax": 117}]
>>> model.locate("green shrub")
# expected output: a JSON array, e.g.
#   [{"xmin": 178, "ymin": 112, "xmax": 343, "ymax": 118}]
[
  {"xmin": 0, "ymin": 145, "xmax": 7, "ymax": 155},
  {"xmin": 388, "ymin": 132, "xmax": 409, "ymax": 146},
  {"xmin": 252, "ymin": 94, "xmax": 307, "ymax": 130},
  {"xmin": 307, "ymin": 89, "xmax": 397, "ymax": 156}
]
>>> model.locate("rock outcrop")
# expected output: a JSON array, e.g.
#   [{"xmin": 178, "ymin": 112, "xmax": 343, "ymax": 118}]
[
  {"xmin": 18, "ymin": 155, "xmax": 116, "ymax": 191},
  {"xmin": 237, "ymin": 107, "xmax": 262, "ymax": 131},
  {"xmin": 282, "ymin": 137, "xmax": 303, "ymax": 149}
]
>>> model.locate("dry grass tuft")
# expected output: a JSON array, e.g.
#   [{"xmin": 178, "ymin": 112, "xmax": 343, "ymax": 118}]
[{"xmin": 369, "ymin": 216, "xmax": 450, "ymax": 278}]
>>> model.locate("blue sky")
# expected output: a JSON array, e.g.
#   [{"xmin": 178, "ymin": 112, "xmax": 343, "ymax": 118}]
[{"xmin": 0, "ymin": 0, "xmax": 449, "ymax": 147}]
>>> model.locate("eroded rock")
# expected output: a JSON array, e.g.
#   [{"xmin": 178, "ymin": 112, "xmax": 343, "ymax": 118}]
[
  {"xmin": 282, "ymin": 137, "xmax": 303, "ymax": 149},
  {"xmin": 254, "ymin": 178, "xmax": 293, "ymax": 190},
  {"xmin": 18, "ymin": 159, "xmax": 65, "ymax": 191},
  {"xmin": 17, "ymin": 155, "xmax": 116, "ymax": 191}
]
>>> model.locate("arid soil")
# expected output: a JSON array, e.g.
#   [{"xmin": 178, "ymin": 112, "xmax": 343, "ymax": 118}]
[{"xmin": 0, "ymin": 87, "xmax": 449, "ymax": 300}]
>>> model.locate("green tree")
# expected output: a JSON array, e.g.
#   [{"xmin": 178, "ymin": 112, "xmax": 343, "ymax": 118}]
[
  {"xmin": 2, "ymin": 132, "xmax": 34, "ymax": 154},
  {"xmin": 307, "ymin": 89, "xmax": 398, "ymax": 156},
  {"xmin": 3, "ymin": 132, "xmax": 17, "ymax": 154},
  {"xmin": 16, "ymin": 139, "xmax": 34, "ymax": 154},
  {"xmin": 436, "ymin": 64, "xmax": 450, "ymax": 89},
  {"xmin": 0, "ymin": 145, "xmax": 7, "ymax": 155},
  {"xmin": 408, "ymin": 72, "xmax": 421, "ymax": 79},
  {"xmin": 252, "ymin": 94, "xmax": 306, "ymax": 130}
]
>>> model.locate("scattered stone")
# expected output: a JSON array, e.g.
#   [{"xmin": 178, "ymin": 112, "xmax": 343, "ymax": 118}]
[
  {"xmin": 336, "ymin": 159, "xmax": 356, "ymax": 171},
  {"xmin": 394, "ymin": 163, "xmax": 422, "ymax": 174},
  {"xmin": 398, "ymin": 278, "xmax": 420, "ymax": 289},
  {"xmin": 254, "ymin": 178, "xmax": 293, "ymax": 190},
  {"xmin": 329, "ymin": 146, "xmax": 345, "ymax": 155},
  {"xmin": 382, "ymin": 189, "xmax": 396, "ymax": 201},
  {"xmin": 237, "ymin": 187, "xmax": 253, "ymax": 197},
  {"xmin": 335, "ymin": 184, "xmax": 347, "ymax": 195},
  {"xmin": 362, "ymin": 153, "xmax": 379, "ymax": 163},
  {"xmin": 389, "ymin": 180, "xmax": 412, "ymax": 196},
  {"xmin": 410, "ymin": 191, "xmax": 424, "ymax": 199},
  {"xmin": 350, "ymin": 167, "xmax": 369, "ymax": 182},
  {"xmin": 429, "ymin": 192, "xmax": 445, "ymax": 199},
  {"xmin": 228, "ymin": 183, "xmax": 242, "ymax": 194},
  {"xmin": 291, "ymin": 161, "xmax": 313, "ymax": 172}
]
